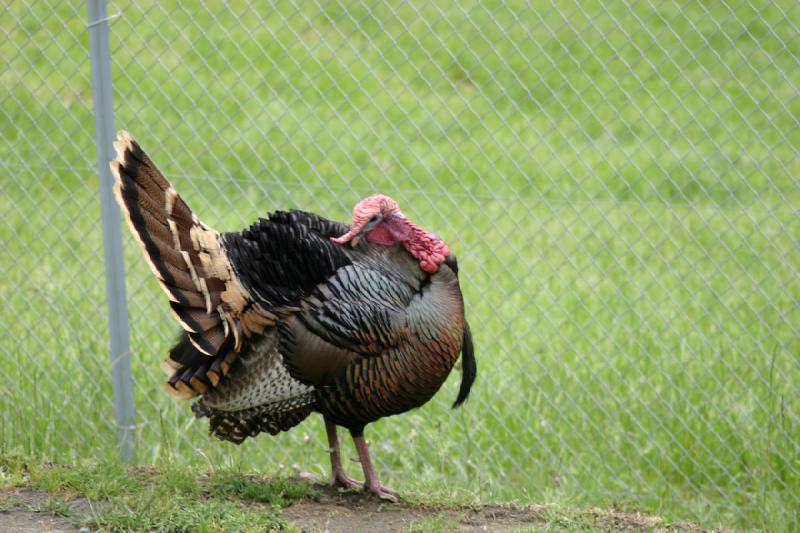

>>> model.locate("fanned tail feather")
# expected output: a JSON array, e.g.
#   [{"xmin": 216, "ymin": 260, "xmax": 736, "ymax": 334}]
[{"xmin": 110, "ymin": 131, "xmax": 241, "ymax": 399}]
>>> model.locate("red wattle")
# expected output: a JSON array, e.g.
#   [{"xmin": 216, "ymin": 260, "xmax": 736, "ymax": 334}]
[{"xmin": 360, "ymin": 213, "xmax": 449, "ymax": 273}]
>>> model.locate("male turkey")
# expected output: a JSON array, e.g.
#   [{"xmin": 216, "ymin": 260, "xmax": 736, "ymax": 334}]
[{"xmin": 110, "ymin": 131, "xmax": 475, "ymax": 500}]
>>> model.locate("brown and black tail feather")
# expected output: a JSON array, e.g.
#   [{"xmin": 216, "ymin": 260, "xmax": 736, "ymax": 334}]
[{"xmin": 110, "ymin": 131, "xmax": 238, "ymax": 399}]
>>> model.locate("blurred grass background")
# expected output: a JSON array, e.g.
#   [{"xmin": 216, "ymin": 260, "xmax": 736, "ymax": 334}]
[{"xmin": 2, "ymin": 1, "xmax": 799, "ymax": 530}]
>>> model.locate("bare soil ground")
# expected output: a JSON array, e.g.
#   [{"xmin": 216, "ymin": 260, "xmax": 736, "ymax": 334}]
[
  {"xmin": 281, "ymin": 485, "xmax": 711, "ymax": 532},
  {"xmin": 0, "ymin": 490, "xmax": 90, "ymax": 533},
  {"xmin": 0, "ymin": 485, "xmax": 714, "ymax": 532}
]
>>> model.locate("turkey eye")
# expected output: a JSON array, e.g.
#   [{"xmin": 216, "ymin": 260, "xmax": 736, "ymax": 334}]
[{"xmin": 369, "ymin": 214, "xmax": 380, "ymax": 223}]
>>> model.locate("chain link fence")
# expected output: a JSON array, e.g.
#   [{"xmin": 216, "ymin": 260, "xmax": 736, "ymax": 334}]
[{"xmin": 3, "ymin": 1, "xmax": 799, "ymax": 529}]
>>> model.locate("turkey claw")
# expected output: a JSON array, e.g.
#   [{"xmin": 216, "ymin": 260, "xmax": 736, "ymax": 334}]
[
  {"xmin": 331, "ymin": 473, "xmax": 362, "ymax": 491},
  {"xmin": 366, "ymin": 483, "xmax": 398, "ymax": 502}
]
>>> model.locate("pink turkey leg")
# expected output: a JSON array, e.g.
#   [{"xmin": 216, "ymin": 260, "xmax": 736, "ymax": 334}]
[
  {"xmin": 352, "ymin": 433, "xmax": 398, "ymax": 501},
  {"xmin": 325, "ymin": 419, "xmax": 362, "ymax": 490}
]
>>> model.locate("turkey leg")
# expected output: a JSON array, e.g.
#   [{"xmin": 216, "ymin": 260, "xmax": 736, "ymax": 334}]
[
  {"xmin": 325, "ymin": 419, "xmax": 362, "ymax": 490},
  {"xmin": 351, "ymin": 432, "xmax": 398, "ymax": 502}
]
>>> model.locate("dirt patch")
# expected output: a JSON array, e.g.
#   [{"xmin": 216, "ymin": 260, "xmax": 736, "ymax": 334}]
[
  {"xmin": 283, "ymin": 485, "xmax": 546, "ymax": 532},
  {"xmin": 0, "ymin": 490, "xmax": 88, "ymax": 532},
  {"xmin": 282, "ymin": 484, "xmax": 711, "ymax": 532},
  {"xmin": 0, "ymin": 484, "xmax": 714, "ymax": 532}
]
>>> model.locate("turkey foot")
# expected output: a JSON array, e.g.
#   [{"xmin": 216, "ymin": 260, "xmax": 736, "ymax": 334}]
[
  {"xmin": 352, "ymin": 433, "xmax": 399, "ymax": 502},
  {"xmin": 325, "ymin": 419, "xmax": 363, "ymax": 491},
  {"xmin": 331, "ymin": 471, "xmax": 363, "ymax": 490},
  {"xmin": 364, "ymin": 480, "xmax": 398, "ymax": 501}
]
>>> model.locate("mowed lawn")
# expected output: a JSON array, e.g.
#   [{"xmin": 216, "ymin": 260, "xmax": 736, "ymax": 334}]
[{"xmin": 2, "ymin": 1, "xmax": 799, "ymax": 530}]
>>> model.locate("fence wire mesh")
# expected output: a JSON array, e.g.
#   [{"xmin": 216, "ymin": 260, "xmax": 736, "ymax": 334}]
[{"xmin": 3, "ymin": 1, "xmax": 799, "ymax": 529}]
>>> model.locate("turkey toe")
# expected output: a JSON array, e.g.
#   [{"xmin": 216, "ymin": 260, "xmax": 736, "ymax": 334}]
[
  {"xmin": 331, "ymin": 472, "xmax": 363, "ymax": 490},
  {"xmin": 365, "ymin": 483, "xmax": 399, "ymax": 502}
]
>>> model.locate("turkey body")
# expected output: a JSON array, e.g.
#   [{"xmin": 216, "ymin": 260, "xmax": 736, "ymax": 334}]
[
  {"xmin": 110, "ymin": 131, "xmax": 475, "ymax": 499},
  {"xmin": 196, "ymin": 214, "xmax": 467, "ymax": 440}
]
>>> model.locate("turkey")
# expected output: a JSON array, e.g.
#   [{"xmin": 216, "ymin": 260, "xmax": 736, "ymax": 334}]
[{"xmin": 109, "ymin": 130, "xmax": 475, "ymax": 500}]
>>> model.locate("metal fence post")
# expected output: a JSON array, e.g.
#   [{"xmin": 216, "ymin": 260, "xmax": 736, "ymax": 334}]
[{"xmin": 87, "ymin": 0, "xmax": 135, "ymax": 461}]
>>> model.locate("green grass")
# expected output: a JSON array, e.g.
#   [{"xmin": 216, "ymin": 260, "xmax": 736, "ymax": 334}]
[
  {"xmin": 0, "ymin": 452, "xmax": 696, "ymax": 532},
  {"xmin": 0, "ymin": 453, "xmax": 309, "ymax": 532},
  {"xmin": 2, "ymin": 1, "xmax": 799, "ymax": 531}
]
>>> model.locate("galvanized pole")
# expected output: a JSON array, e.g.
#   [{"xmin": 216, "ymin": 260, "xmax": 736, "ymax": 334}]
[{"xmin": 87, "ymin": 0, "xmax": 135, "ymax": 461}]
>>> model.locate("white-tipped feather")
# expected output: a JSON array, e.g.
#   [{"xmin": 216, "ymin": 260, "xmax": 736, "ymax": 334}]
[
  {"xmin": 167, "ymin": 218, "xmax": 181, "ymax": 251},
  {"xmin": 180, "ymin": 250, "xmax": 201, "ymax": 289},
  {"xmin": 165, "ymin": 187, "xmax": 178, "ymax": 215},
  {"xmin": 189, "ymin": 334, "xmax": 214, "ymax": 356},
  {"xmin": 218, "ymin": 305, "xmax": 231, "ymax": 338},
  {"xmin": 168, "ymin": 306, "xmax": 198, "ymax": 333},
  {"xmin": 197, "ymin": 277, "xmax": 213, "ymax": 314}
]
